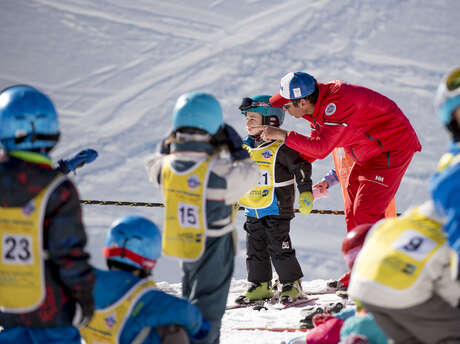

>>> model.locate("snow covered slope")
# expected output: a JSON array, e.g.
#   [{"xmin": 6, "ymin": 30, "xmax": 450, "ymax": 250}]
[{"xmin": 2, "ymin": 0, "xmax": 460, "ymax": 342}]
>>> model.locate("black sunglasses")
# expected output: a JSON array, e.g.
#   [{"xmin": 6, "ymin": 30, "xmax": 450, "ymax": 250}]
[{"xmin": 239, "ymin": 97, "xmax": 271, "ymax": 111}]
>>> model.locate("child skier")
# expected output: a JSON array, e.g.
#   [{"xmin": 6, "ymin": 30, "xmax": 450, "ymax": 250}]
[
  {"xmin": 348, "ymin": 201, "xmax": 460, "ymax": 343},
  {"xmin": 145, "ymin": 92, "xmax": 259, "ymax": 344},
  {"xmin": 235, "ymin": 95, "xmax": 313, "ymax": 305},
  {"xmin": 430, "ymin": 65, "xmax": 460, "ymax": 278},
  {"xmin": 0, "ymin": 85, "xmax": 95, "ymax": 343},
  {"xmin": 80, "ymin": 215, "xmax": 210, "ymax": 344}
]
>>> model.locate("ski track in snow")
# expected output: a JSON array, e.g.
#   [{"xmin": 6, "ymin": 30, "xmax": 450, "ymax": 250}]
[{"xmin": 2, "ymin": 0, "xmax": 460, "ymax": 342}]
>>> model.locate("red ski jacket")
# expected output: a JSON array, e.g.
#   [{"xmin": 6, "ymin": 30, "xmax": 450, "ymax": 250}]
[{"xmin": 285, "ymin": 81, "xmax": 421, "ymax": 165}]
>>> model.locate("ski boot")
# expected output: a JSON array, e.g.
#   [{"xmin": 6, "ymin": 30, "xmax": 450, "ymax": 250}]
[
  {"xmin": 280, "ymin": 280, "xmax": 302, "ymax": 305},
  {"xmin": 325, "ymin": 301, "xmax": 344, "ymax": 314},
  {"xmin": 327, "ymin": 271, "xmax": 350, "ymax": 291},
  {"xmin": 336, "ymin": 290, "xmax": 349, "ymax": 299},
  {"xmin": 299, "ymin": 306, "xmax": 323, "ymax": 329},
  {"xmin": 235, "ymin": 281, "xmax": 273, "ymax": 304}
]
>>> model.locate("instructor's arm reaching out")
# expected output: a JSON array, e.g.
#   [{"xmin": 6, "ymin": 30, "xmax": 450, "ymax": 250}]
[{"xmin": 253, "ymin": 125, "xmax": 288, "ymax": 142}]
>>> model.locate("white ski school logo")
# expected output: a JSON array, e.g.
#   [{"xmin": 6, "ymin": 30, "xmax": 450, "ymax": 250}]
[{"xmin": 325, "ymin": 103, "xmax": 336, "ymax": 116}]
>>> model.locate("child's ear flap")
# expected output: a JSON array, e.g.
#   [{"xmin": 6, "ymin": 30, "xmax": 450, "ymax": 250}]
[{"xmin": 263, "ymin": 116, "xmax": 280, "ymax": 127}]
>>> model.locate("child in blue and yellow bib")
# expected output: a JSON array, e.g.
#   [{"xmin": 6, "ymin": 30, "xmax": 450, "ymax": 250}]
[
  {"xmin": 0, "ymin": 85, "xmax": 95, "ymax": 343},
  {"xmin": 146, "ymin": 92, "xmax": 259, "ymax": 344},
  {"xmin": 430, "ymin": 66, "xmax": 460, "ymax": 279},
  {"xmin": 235, "ymin": 95, "xmax": 313, "ymax": 305},
  {"xmin": 80, "ymin": 216, "xmax": 209, "ymax": 344},
  {"xmin": 348, "ymin": 201, "xmax": 460, "ymax": 343}
]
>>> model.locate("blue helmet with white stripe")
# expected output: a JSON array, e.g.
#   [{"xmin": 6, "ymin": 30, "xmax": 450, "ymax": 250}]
[
  {"xmin": 172, "ymin": 92, "xmax": 223, "ymax": 135},
  {"xmin": 0, "ymin": 85, "xmax": 60, "ymax": 152}
]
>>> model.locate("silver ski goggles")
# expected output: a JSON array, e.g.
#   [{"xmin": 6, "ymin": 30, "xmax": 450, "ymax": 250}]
[{"xmin": 239, "ymin": 97, "xmax": 271, "ymax": 111}]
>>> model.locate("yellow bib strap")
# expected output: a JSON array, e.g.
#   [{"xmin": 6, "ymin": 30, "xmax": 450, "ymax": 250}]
[
  {"xmin": 437, "ymin": 152, "xmax": 460, "ymax": 173},
  {"xmin": 161, "ymin": 157, "xmax": 213, "ymax": 261},
  {"xmin": 354, "ymin": 208, "xmax": 445, "ymax": 290},
  {"xmin": 239, "ymin": 141, "xmax": 282, "ymax": 209},
  {"xmin": 81, "ymin": 279, "xmax": 156, "ymax": 344},
  {"xmin": 0, "ymin": 175, "xmax": 66, "ymax": 313}
]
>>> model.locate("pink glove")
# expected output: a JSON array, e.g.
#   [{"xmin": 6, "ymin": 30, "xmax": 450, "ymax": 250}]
[{"xmin": 312, "ymin": 181, "xmax": 329, "ymax": 200}]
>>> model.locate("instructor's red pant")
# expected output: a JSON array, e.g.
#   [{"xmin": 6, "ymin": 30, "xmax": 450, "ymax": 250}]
[{"xmin": 343, "ymin": 149, "xmax": 416, "ymax": 231}]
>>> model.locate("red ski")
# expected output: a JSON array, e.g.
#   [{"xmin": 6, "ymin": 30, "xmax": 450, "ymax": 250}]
[
  {"xmin": 236, "ymin": 327, "xmax": 309, "ymax": 332},
  {"xmin": 225, "ymin": 299, "xmax": 266, "ymax": 310},
  {"xmin": 274, "ymin": 296, "xmax": 319, "ymax": 309}
]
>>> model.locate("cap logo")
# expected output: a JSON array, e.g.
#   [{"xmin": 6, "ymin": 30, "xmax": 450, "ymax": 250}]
[
  {"xmin": 325, "ymin": 103, "xmax": 336, "ymax": 116},
  {"xmin": 293, "ymin": 88, "xmax": 302, "ymax": 98}
]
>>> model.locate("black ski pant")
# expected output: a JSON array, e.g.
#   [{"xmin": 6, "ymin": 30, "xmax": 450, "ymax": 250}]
[{"xmin": 244, "ymin": 215, "xmax": 303, "ymax": 284}]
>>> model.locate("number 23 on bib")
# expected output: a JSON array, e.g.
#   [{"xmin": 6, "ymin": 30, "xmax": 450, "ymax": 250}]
[
  {"xmin": 161, "ymin": 157, "xmax": 214, "ymax": 262},
  {"xmin": 0, "ymin": 175, "xmax": 66, "ymax": 313}
]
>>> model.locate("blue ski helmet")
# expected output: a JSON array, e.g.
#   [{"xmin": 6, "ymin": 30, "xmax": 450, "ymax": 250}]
[
  {"xmin": 0, "ymin": 85, "xmax": 60, "ymax": 151},
  {"xmin": 239, "ymin": 94, "xmax": 285, "ymax": 127},
  {"xmin": 103, "ymin": 216, "xmax": 162, "ymax": 271},
  {"xmin": 172, "ymin": 92, "xmax": 223, "ymax": 135},
  {"xmin": 435, "ymin": 66, "xmax": 460, "ymax": 125}
]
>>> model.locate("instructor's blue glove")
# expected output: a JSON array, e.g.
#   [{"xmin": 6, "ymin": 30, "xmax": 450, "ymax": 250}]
[
  {"xmin": 191, "ymin": 318, "xmax": 211, "ymax": 341},
  {"xmin": 58, "ymin": 149, "xmax": 98, "ymax": 174},
  {"xmin": 223, "ymin": 124, "xmax": 249, "ymax": 161},
  {"xmin": 299, "ymin": 191, "xmax": 313, "ymax": 215}
]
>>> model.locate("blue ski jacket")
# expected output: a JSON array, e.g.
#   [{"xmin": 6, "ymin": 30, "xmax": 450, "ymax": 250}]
[{"xmin": 430, "ymin": 141, "xmax": 460, "ymax": 253}]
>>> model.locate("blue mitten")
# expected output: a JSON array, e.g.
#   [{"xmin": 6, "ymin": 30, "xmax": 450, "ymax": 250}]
[
  {"xmin": 191, "ymin": 318, "xmax": 211, "ymax": 341},
  {"xmin": 223, "ymin": 124, "xmax": 249, "ymax": 161},
  {"xmin": 58, "ymin": 149, "xmax": 98, "ymax": 174}
]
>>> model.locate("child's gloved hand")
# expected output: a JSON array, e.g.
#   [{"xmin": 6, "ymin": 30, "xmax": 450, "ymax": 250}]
[
  {"xmin": 58, "ymin": 149, "xmax": 98, "ymax": 174},
  {"xmin": 192, "ymin": 318, "xmax": 211, "ymax": 341},
  {"xmin": 312, "ymin": 312, "xmax": 335, "ymax": 328},
  {"xmin": 312, "ymin": 181, "xmax": 329, "ymax": 200},
  {"xmin": 223, "ymin": 124, "xmax": 249, "ymax": 161},
  {"xmin": 299, "ymin": 191, "xmax": 313, "ymax": 214}
]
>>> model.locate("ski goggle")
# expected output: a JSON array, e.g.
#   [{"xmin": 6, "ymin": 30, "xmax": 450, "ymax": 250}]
[
  {"xmin": 446, "ymin": 68, "xmax": 460, "ymax": 92},
  {"xmin": 239, "ymin": 97, "xmax": 271, "ymax": 111},
  {"xmin": 435, "ymin": 67, "xmax": 460, "ymax": 124}
]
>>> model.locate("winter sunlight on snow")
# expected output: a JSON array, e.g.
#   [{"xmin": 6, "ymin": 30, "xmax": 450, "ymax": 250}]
[{"xmin": 1, "ymin": 0, "xmax": 459, "ymax": 343}]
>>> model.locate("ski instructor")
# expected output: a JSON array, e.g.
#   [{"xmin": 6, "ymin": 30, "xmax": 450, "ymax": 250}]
[{"xmin": 259, "ymin": 72, "xmax": 421, "ymax": 231}]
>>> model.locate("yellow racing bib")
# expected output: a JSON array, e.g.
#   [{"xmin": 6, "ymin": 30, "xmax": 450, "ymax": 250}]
[
  {"xmin": 0, "ymin": 175, "xmax": 66, "ymax": 313},
  {"xmin": 239, "ymin": 141, "xmax": 288, "ymax": 209},
  {"xmin": 161, "ymin": 156, "xmax": 213, "ymax": 261},
  {"xmin": 80, "ymin": 279, "xmax": 156, "ymax": 344},
  {"xmin": 354, "ymin": 208, "xmax": 445, "ymax": 290}
]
